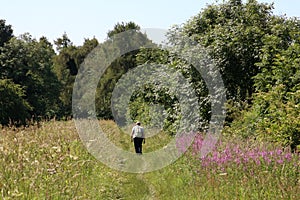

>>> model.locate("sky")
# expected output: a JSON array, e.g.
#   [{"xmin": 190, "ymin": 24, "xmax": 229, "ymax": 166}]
[{"xmin": 0, "ymin": 0, "xmax": 299, "ymax": 46}]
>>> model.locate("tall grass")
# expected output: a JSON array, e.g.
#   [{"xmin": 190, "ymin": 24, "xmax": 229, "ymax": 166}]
[{"xmin": 0, "ymin": 120, "xmax": 299, "ymax": 199}]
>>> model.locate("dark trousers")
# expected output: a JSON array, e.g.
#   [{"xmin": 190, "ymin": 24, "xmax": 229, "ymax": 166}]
[{"xmin": 133, "ymin": 137, "xmax": 144, "ymax": 154}]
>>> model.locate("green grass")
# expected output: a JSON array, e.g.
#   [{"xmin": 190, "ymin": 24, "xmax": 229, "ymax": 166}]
[{"xmin": 0, "ymin": 120, "xmax": 299, "ymax": 199}]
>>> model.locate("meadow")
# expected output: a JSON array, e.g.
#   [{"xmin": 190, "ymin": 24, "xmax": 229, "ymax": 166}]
[{"xmin": 0, "ymin": 120, "xmax": 299, "ymax": 199}]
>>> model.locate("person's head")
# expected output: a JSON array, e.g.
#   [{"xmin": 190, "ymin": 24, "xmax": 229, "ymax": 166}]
[{"xmin": 136, "ymin": 121, "xmax": 141, "ymax": 126}]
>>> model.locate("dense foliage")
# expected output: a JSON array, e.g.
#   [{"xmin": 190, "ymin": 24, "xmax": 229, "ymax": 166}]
[
  {"xmin": 0, "ymin": 0, "xmax": 299, "ymax": 150},
  {"xmin": 0, "ymin": 31, "xmax": 60, "ymax": 123},
  {"xmin": 167, "ymin": 0, "xmax": 300, "ymax": 149},
  {"xmin": 53, "ymin": 34, "xmax": 99, "ymax": 117}
]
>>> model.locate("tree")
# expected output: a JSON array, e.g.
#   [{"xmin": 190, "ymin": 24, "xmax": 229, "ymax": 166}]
[
  {"xmin": 53, "ymin": 34, "xmax": 99, "ymax": 117},
  {"xmin": 107, "ymin": 22, "xmax": 140, "ymax": 39},
  {"xmin": 0, "ymin": 79, "xmax": 31, "ymax": 125},
  {"xmin": 175, "ymin": 0, "xmax": 275, "ymax": 103},
  {"xmin": 54, "ymin": 32, "xmax": 72, "ymax": 52},
  {"xmin": 226, "ymin": 26, "xmax": 300, "ymax": 151},
  {"xmin": 164, "ymin": 0, "xmax": 300, "ymax": 130},
  {"xmin": 176, "ymin": 0, "xmax": 300, "ymax": 150},
  {"xmin": 135, "ymin": 47, "xmax": 212, "ymax": 132},
  {"xmin": 95, "ymin": 22, "xmax": 152, "ymax": 119},
  {"xmin": 0, "ymin": 34, "xmax": 61, "ymax": 121},
  {"xmin": 254, "ymin": 17, "xmax": 300, "ymax": 92},
  {"xmin": 254, "ymin": 31, "xmax": 300, "ymax": 151},
  {"xmin": 0, "ymin": 19, "xmax": 13, "ymax": 47}
]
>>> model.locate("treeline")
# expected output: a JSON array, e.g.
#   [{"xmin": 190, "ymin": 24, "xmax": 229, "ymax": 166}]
[
  {"xmin": 0, "ymin": 22, "xmax": 99, "ymax": 124},
  {"xmin": 0, "ymin": 0, "xmax": 299, "ymax": 149},
  {"xmin": 0, "ymin": 21, "xmax": 150, "ymax": 125}
]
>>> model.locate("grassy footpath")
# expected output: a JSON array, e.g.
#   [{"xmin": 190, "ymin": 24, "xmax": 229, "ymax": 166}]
[{"xmin": 0, "ymin": 120, "xmax": 299, "ymax": 199}]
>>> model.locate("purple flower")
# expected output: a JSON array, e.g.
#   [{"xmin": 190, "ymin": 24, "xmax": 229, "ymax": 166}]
[
  {"xmin": 255, "ymin": 159, "xmax": 261, "ymax": 165},
  {"xmin": 265, "ymin": 158, "xmax": 272, "ymax": 165},
  {"xmin": 276, "ymin": 149, "xmax": 283, "ymax": 155},
  {"xmin": 284, "ymin": 153, "xmax": 292, "ymax": 161},
  {"xmin": 277, "ymin": 159, "xmax": 284, "ymax": 164}
]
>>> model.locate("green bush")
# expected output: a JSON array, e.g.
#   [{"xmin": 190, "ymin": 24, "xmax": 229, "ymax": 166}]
[
  {"xmin": 0, "ymin": 79, "xmax": 31, "ymax": 125},
  {"xmin": 226, "ymin": 43, "xmax": 300, "ymax": 151}
]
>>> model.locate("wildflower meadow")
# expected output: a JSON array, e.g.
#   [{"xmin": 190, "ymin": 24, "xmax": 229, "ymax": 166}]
[{"xmin": 0, "ymin": 120, "xmax": 299, "ymax": 199}]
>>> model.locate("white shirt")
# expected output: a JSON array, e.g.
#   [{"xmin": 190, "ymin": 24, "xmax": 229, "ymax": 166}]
[{"xmin": 131, "ymin": 125, "xmax": 144, "ymax": 138}]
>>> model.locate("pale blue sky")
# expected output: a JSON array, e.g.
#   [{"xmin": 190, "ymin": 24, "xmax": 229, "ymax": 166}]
[{"xmin": 0, "ymin": 0, "xmax": 299, "ymax": 45}]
